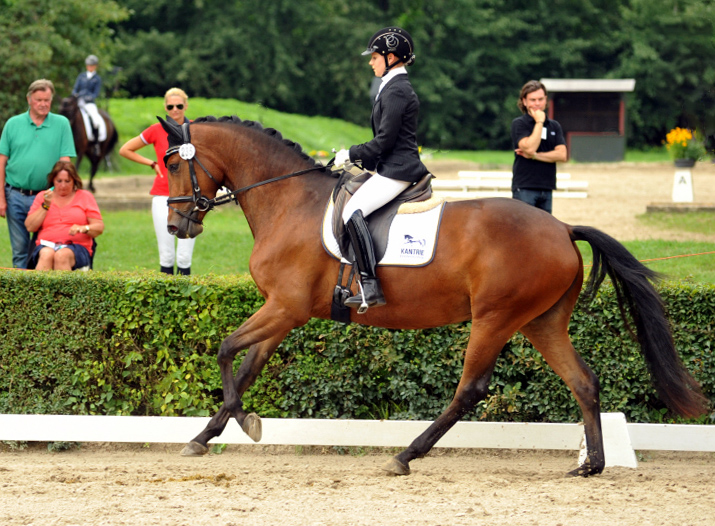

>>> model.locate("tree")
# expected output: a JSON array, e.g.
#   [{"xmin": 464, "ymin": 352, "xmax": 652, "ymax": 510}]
[
  {"xmin": 0, "ymin": 0, "xmax": 129, "ymax": 129},
  {"xmin": 613, "ymin": 0, "xmax": 715, "ymax": 146}
]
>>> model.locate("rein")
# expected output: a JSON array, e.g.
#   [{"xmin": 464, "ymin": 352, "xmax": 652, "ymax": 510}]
[{"xmin": 165, "ymin": 121, "xmax": 332, "ymax": 223}]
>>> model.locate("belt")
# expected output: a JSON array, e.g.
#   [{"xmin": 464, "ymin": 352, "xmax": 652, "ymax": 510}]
[{"xmin": 5, "ymin": 183, "xmax": 42, "ymax": 196}]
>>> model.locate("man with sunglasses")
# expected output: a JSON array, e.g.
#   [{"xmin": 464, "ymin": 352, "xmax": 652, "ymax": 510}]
[{"xmin": 119, "ymin": 87, "xmax": 197, "ymax": 275}]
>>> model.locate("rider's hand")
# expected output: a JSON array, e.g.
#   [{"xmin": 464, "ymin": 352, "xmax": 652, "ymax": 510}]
[{"xmin": 334, "ymin": 149, "xmax": 351, "ymax": 169}]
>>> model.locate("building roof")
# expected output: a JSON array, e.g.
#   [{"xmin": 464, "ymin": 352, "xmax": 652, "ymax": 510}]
[{"xmin": 540, "ymin": 78, "xmax": 636, "ymax": 92}]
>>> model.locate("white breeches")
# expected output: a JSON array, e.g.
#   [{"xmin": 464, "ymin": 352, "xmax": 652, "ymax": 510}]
[
  {"xmin": 152, "ymin": 196, "xmax": 196, "ymax": 269},
  {"xmin": 341, "ymin": 173, "xmax": 411, "ymax": 223},
  {"xmin": 78, "ymin": 99, "xmax": 107, "ymax": 142}
]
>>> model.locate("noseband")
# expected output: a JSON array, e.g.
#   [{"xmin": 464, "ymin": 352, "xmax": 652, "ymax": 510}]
[{"xmin": 164, "ymin": 120, "xmax": 332, "ymax": 225}]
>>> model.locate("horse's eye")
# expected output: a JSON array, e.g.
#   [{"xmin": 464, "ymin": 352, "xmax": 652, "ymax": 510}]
[{"xmin": 168, "ymin": 163, "xmax": 179, "ymax": 173}]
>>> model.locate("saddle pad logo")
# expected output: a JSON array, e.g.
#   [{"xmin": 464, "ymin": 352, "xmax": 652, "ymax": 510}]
[{"xmin": 399, "ymin": 235, "xmax": 427, "ymax": 258}]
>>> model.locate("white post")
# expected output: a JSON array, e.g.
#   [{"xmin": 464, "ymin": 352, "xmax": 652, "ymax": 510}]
[{"xmin": 672, "ymin": 168, "xmax": 694, "ymax": 202}]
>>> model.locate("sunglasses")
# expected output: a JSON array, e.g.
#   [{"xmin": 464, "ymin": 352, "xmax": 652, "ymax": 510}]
[{"xmin": 166, "ymin": 104, "xmax": 184, "ymax": 110}]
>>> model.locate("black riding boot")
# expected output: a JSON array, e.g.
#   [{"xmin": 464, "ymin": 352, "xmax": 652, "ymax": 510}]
[
  {"xmin": 344, "ymin": 210, "xmax": 386, "ymax": 312},
  {"xmin": 160, "ymin": 266, "xmax": 174, "ymax": 275},
  {"xmin": 178, "ymin": 267, "xmax": 191, "ymax": 276}
]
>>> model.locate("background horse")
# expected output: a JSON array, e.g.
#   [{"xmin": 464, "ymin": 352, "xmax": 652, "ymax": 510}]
[
  {"xmin": 160, "ymin": 116, "xmax": 709, "ymax": 477},
  {"xmin": 59, "ymin": 96, "xmax": 118, "ymax": 192}
]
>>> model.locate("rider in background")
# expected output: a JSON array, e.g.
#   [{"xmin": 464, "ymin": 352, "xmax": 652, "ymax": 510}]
[
  {"xmin": 118, "ymin": 88, "xmax": 196, "ymax": 276},
  {"xmin": 72, "ymin": 54, "xmax": 107, "ymax": 151},
  {"xmin": 334, "ymin": 27, "xmax": 429, "ymax": 311}
]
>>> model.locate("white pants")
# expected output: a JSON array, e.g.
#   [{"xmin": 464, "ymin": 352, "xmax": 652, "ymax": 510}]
[
  {"xmin": 78, "ymin": 99, "xmax": 107, "ymax": 142},
  {"xmin": 342, "ymin": 173, "xmax": 411, "ymax": 223},
  {"xmin": 152, "ymin": 196, "xmax": 196, "ymax": 269}
]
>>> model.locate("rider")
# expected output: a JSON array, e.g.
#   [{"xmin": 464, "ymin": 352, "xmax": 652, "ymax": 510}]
[
  {"xmin": 334, "ymin": 27, "xmax": 429, "ymax": 311},
  {"xmin": 72, "ymin": 54, "xmax": 107, "ymax": 151}
]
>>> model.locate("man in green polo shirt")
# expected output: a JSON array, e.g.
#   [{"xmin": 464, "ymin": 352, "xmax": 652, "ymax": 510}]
[{"xmin": 0, "ymin": 79, "xmax": 76, "ymax": 268}]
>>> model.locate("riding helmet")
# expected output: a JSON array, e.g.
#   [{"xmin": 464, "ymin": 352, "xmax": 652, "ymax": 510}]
[
  {"xmin": 362, "ymin": 27, "xmax": 415, "ymax": 66},
  {"xmin": 85, "ymin": 54, "xmax": 99, "ymax": 65}
]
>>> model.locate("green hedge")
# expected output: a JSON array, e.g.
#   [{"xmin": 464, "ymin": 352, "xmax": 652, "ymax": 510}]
[{"xmin": 1, "ymin": 270, "xmax": 713, "ymax": 424}]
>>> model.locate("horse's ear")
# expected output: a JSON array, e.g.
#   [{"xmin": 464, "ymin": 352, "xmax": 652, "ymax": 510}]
[{"xmin": 158, "ymin": 115, "xmax": 184, "ymax": 144}]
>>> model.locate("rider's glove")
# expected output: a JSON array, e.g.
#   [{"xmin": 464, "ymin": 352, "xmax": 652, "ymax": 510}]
[{"xmin": 334, "ymin": 149, "xmax": 351, "ymax": 169}]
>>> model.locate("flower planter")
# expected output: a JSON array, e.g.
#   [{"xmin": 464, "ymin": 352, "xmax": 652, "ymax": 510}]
[{"xmin": 674, "ymin": 158, "xmax": 696, "ymax": 168}]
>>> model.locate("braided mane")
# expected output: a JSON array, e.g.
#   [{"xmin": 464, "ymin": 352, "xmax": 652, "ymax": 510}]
[{"xmin": 193, "ymin": 115, "xmax": 325, "ymax": 170}]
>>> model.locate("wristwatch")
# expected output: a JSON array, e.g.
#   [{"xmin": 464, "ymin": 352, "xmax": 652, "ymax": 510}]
[{"xmin": 84, "ymin": 225, "xmax": 90, "ymax": 234}]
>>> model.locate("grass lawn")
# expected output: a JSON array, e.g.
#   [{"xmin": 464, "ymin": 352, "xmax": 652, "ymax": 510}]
[
  {"xmin": 95, "ymin": 206, "xmax": 253, "ymax": 274},
  {"xmin": 2, "ymin": 97, "xmax": 709, "ymax": 279},
  {"xmin": 2, "ymin": 206, "xmax": 713, "ymax": 284}
]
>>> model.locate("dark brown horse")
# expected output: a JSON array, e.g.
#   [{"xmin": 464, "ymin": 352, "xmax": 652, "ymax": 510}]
[
  {"xmin": 160, "ymin": 116, "xmax": 709, "ymax": 477},
  {"xmin": 59, "ymin": 96, "xmax": 118, "ymax": 192}
]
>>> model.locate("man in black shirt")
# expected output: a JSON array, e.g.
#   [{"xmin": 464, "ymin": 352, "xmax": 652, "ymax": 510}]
[{"xmin": 510, "ymin": 80, "xmax": 567, "ymax": 214}]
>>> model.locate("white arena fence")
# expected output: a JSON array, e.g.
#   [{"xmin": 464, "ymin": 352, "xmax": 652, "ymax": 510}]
[{"xmin": 1, "ymin": 412, "xmax": 713, "ymax": 469}]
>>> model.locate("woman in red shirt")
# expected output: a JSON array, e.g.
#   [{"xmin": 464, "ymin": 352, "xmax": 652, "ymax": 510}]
[
  {"xmin": 25, "ymin": 161, "xmax": 104, "ymax": 270},
  {"xmin": 119, "ymin": 87, "xmax": 196, "ymax": 275}
]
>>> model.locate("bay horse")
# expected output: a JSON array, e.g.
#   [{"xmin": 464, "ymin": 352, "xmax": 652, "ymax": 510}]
[
  {"xmin": 160, "ymin": 115, "xmax": 709, "ymax": 477},
  {"xmin": 59, "ymin": 96, "xmax": 118, "ymax": 192}
]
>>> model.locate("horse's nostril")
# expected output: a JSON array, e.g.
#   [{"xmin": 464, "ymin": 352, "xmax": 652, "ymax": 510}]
[{"xmin": 167, "ymin": 225, "xmax": 178, "ymax": 234}]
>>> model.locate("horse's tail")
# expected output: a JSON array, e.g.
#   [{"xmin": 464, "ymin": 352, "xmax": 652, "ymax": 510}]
[{"xmin": 570, "ymin": 225, "xmax": 710, "ymax": 418}]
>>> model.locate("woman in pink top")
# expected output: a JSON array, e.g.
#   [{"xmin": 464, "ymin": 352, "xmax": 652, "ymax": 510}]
[
  {"xmin": 119, "ymin": 87, "xmax": 196, "ymax": 275},
  {"xmin": 25, "ymin": 161, "xmax": 104, "ymax": 270}
]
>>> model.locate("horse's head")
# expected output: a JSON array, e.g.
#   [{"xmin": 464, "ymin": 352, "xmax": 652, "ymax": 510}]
[
  {"xmin": 59, "ymin": 96, "xmax": 78, "ymax": 120},
  {"xmin": 159, "ymin": 116, "xmax": 224, "ymax": 239}
]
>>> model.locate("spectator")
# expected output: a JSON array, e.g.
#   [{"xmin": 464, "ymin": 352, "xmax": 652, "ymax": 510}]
[
  {"xmin": 25, "ymin": 161, "xmax": 103, "ymax": 270},
  {"xmin": 72, "ymin": 54, "xmax": 107, "ymax": 150},
  {"xmin": 0, "ymin": 79, "xmax": 76, "ymax": 268},
  {"xmin": 511, "ymin": 80, "xmax": 567, "ymax": 214},
  {"xmin": 119, "ymin": 87, "xmax": 196, "ymax": 275}
]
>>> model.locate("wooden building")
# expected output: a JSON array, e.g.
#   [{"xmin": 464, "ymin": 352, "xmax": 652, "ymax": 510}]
[{"xmin": 541, "ymin": 79, "xmax": 636, "ymax": 162}]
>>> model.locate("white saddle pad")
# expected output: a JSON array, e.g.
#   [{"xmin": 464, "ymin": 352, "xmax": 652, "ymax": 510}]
[{"xmin": 321, "ymin": 197, "xmax": 446, "ymax": 267}]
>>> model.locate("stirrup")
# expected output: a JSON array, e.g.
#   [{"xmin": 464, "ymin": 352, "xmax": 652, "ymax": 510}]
[
  {"xmin": 344, "ymin": 278, "xmax": 386, "ymax": 313},
  {"xmin": 354, "ymin": 280, "xmax": 369, "ymax": 314}
]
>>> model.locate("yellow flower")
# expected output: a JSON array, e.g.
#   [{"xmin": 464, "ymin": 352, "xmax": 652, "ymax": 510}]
[{"xmin": 664, "ymin": 127, "xmax": 706, "ymax": 161}]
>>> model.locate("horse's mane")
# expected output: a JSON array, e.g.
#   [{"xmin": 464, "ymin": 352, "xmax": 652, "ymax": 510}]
[{"xmin": 193, "ymin": 115, "xmax": 327, "ymax": 171}]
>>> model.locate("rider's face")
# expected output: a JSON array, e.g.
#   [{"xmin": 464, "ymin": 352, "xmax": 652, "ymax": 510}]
[
  {"xmin": 27, "ymin": 89, "xmax": 53, "ymax": 120},
  {"xmin": 165, "ymin": 95, "xmax": 187, "ymax": 124},
  {"xmin": 369, "ymin": 52, "xmax": 386, "ymax": 78}
]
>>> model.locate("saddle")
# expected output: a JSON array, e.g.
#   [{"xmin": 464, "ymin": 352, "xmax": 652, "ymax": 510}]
[
  {"xmin": 329, "ymin": 170, "xmax": 435, "ymax": 323},
  {"xmin": 331, "ymin": 170, "xmax": 434, "ymax": 262}
]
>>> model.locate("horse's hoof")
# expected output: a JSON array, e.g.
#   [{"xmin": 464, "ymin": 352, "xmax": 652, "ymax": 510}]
[
  {"xmin": 566, "ymin": 463, "xmax": 604, "ymax": 478},
  {"xmin": 242, "ymin": 413, "xmax": 262, "ymax": 442},
  {"xmin": 381, "ymin": 457, "xmax": 411, "ymax": 476},
  {"xmin": 180, "ymin": 441, "xmax": 209, "ymax": 457}
]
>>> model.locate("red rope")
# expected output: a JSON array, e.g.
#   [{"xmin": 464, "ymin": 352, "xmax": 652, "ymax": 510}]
[{"xmin": 638, "ymin": 250, "xmax": 715, "ymax": 263}]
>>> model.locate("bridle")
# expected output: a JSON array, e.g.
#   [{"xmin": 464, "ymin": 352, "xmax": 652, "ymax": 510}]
[{"xmin": 164, "ymin": 120, "xmax": 332, "ymax": 225}]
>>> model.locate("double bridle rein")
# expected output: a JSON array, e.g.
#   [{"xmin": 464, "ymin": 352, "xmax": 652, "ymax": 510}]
[{"xmin": 164, "ymin": 120, "xmax": 332, "ymax": 224}]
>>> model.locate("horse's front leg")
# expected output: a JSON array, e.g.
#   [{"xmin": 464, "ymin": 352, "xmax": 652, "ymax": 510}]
[
  {"xmin": 181, "ymin": 303, "xmax": 298, "ymax": 456},
  {"xmin": 181, "ymin": 332, "xmax": 289, "ymax": 456}
]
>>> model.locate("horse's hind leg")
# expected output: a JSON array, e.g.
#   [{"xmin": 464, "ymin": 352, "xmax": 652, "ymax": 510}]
[
  {"xmin": 88, "ymin": 160, "xmax": 99, "ymax": 193},
  {"xmin": 520, "ymin": 304, "xmax": 604, "ymax": 477},
  {"xmin": 383, "ymin": 325, "xmax": 509, "ymax": 476},
  {"xmin": 182, "ymin": 317, "xmax": 293, "ymax": 456}
]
